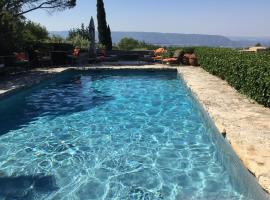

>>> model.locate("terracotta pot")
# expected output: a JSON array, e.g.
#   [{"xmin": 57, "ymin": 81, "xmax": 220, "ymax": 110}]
[
  {"xmin": 189, "ymin": 54, "xmax": 198, "ymax": 66},
  {"xmin": 182, "ymin": 53, "xmax": 191, "ymax": 65}
]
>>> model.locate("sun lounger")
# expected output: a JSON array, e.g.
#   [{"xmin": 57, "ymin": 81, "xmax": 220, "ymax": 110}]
[
  {"xmin": 67, "ymin": 48, "xmax": 80, "ymax": 65},
  {"xmin": 162, "ymin": 49, "xmax": 184, "ymax": 65},
  {"xmin": 14, "ymin": 52, "xmax": 30, "ymax": 68},
  {"xmin": 152, "ymin": 48, "xmax": 166, "ymax": 61}
]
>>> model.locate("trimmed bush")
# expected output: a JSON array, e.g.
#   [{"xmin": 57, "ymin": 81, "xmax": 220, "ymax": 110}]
[
  {"xmin": 50, "ymin": 43, "xmax": 74, "ymax": 52},
  {"xmin": 25, "ymin": 42, "xmax": 74, "ymax": 53},
  {"xmin": 51, "ymin": 51, "xmax": 67, "ymax": 65},
  {"xmin": 195, "ymin": 47, "xmax": 270, "ymax": 107}
]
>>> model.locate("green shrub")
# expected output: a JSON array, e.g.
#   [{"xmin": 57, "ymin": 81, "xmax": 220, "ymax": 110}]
[
  {"xmin": 48, "ymin": 35, "xmax": 65, "ymax": 43},
  {"xmin": 22, "ymin": 21, "xmax": 49, "ymax": 43},
  {"xmin": 0, "ymin": 11, "xmax": 23, "ymax": 55},
  {"xmin": 50, "ymin": 43, "xmax": 74, "ymax": 52},
  {"xmin": 68, "ymin": 34, "xmax": 89, "ymax": 49},
  {"xmin": 24, "ymin": 42, "xmax": 74, "ymax": 56},
  {"xmin": 182, "ymin": 47, "xmax": 195, "ymax": 54},
  {"xmin": 118, "ymin": 38, "xmax": 141, "ymax": 50},
  {"xmin": 117, "ymin": 37, "xmax": 159, "ymax": 50},
  {"xmin": 195, "ymin": 47, "xmax": 270, "ymax": 107}
]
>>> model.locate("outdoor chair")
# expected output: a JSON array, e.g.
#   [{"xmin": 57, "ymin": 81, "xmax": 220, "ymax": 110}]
[
  {"xmin": 37, "ymin": 52, "xmax": 52, "ymax": 67},
  {"xmin": 14, "ymin": 52, "xmax": 30, "ymax": 68},
  {"xmin": 27, "ymin": 50, "xmax": 51, "ymax": 67},
  {"xmin": 140, "ymin": 55, "xmax": 154, "ymax": 63},
  {"xmin": 94, "ymin": 49, "xmax": 119, "ymax": 63},
  {"xmin": 152, "ymin": 48, "xmax": 166, "ymax": 62},
  {"xmin": 51, "ymin": 51, "xmax": 68, "ymax": 65},
  {"xmin": 67, "ymin": 48, "xmax": 80, "ymax": 65},
  {"xmin": 93, "ymin": 48, "xmax": 106, "ymax": 62},
  {"xmin": 162, "ymin": 49, "xmax": 184, "ymax": 65},
  {"xmin": 139, "ymin": 51, "xmax": 155, "ymax": 63}
]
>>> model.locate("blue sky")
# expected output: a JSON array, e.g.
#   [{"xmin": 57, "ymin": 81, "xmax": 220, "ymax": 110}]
[{"xmin": 25, "ymin": 0, "xmax": 270, "ymax": 37}]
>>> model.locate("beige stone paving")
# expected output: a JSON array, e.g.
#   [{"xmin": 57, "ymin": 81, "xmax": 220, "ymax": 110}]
[
  {"xmin": 76, "ymin": 64, "xmax": 174, "ymax": 70},
  {"xmin": 177, "ymin": 66, "xmax": 270, "ymax": 193}
]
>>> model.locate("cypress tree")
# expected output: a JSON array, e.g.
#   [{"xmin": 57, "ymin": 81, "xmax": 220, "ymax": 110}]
[
  {"xmin": 97, "ymin": 0, "xmax": 108, "ymax": 46},
  {"xmin": 106, "ymin": 25, "xmax": 112, "ymax": 50}
]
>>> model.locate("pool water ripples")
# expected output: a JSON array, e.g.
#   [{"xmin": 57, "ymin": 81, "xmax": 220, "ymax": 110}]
[{"xmin": 0, "ymin": 70, "xmax": 263, "ymax": 199}]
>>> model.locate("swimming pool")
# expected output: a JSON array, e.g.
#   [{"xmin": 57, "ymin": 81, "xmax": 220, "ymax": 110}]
[{"xmin": 0, "ymin": 69, "xmax": 267, "ymax": 199}]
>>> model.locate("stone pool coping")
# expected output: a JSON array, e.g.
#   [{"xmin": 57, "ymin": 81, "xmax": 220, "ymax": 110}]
[
  {"xmin": 0, "ymin": 65, "xmax": 172, "ymax": 98},
  {"xmin": 0, "ymin": 65, "xmax": 269, "ymax": 194},
  {"xmin": 0, "ymin": 68, "xmax": 68, "ymax": 99},
  {"xmin": 178, "ymin": 67, "xmax": 270, "ymax": 194}
]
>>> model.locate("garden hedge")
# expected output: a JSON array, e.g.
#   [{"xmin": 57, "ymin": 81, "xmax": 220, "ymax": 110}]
[{"xmin": 195, "ymin": 47, "xmax": 270, "ymax": 107}]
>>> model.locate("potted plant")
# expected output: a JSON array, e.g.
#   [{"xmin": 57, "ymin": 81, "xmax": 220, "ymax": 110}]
[{"xmin": 189, "ymin": 54, "xmax": 198, "ymax": 66}]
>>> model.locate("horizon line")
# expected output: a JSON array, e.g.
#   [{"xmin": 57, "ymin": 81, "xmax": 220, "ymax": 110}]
[{"xmin": 48, "ymin": 30, "xmax": 270, "ymax": 39}]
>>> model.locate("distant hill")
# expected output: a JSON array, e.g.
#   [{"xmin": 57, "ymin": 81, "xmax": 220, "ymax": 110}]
[
  {"xmin": 49, "ymin": 31, "xmax": 270, "ymax": 47},
  {"xmin": 228, "ymin": 36, "xmax": 270, "ymax": 47},
  {"xmin": 111, "ymin": 32, "xmax": 233, "ymax": 47}
]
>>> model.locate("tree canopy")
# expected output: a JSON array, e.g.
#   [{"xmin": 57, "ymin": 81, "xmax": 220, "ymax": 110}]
[
  {"xmin": 0, "ymin": 11, "xmax": 22, "ymax": 55},
  {"xmin": 22, "ymin": 21, "xmax": 49, "ymax": 43},
  {"xmin": 68, "ymin": 23, "xmax": 90, "ymax": 41},
  {"xmin": 1, "ymin": 0, "xmax": 76, "ymax": 16},
  {"xmin": 0, "ymin": 0, "xmax": 76, "ymax": 55}
]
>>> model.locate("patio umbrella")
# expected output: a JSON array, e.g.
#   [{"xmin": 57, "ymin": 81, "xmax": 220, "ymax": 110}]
[{"xmin": 88, "ymin": 17, "xmax": 96, "ymax": 58}]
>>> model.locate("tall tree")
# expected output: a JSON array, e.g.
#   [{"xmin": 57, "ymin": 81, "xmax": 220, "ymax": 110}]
[
  {"xmin": 97, "ymin": 0, "xmax": 111, "ymax": 50},
  {"xmin": 106, "ymin": 25, "xmax": 112, "ymax": 50},
  {"xmin": 88, "ymin": 17, "xmax": 96, "ymax": 57}
]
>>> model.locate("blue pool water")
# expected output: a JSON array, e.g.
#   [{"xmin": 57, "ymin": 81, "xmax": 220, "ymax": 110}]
[{"xmin": 0, "ymin": 70, "xmax": 267, "ymax": 199}]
